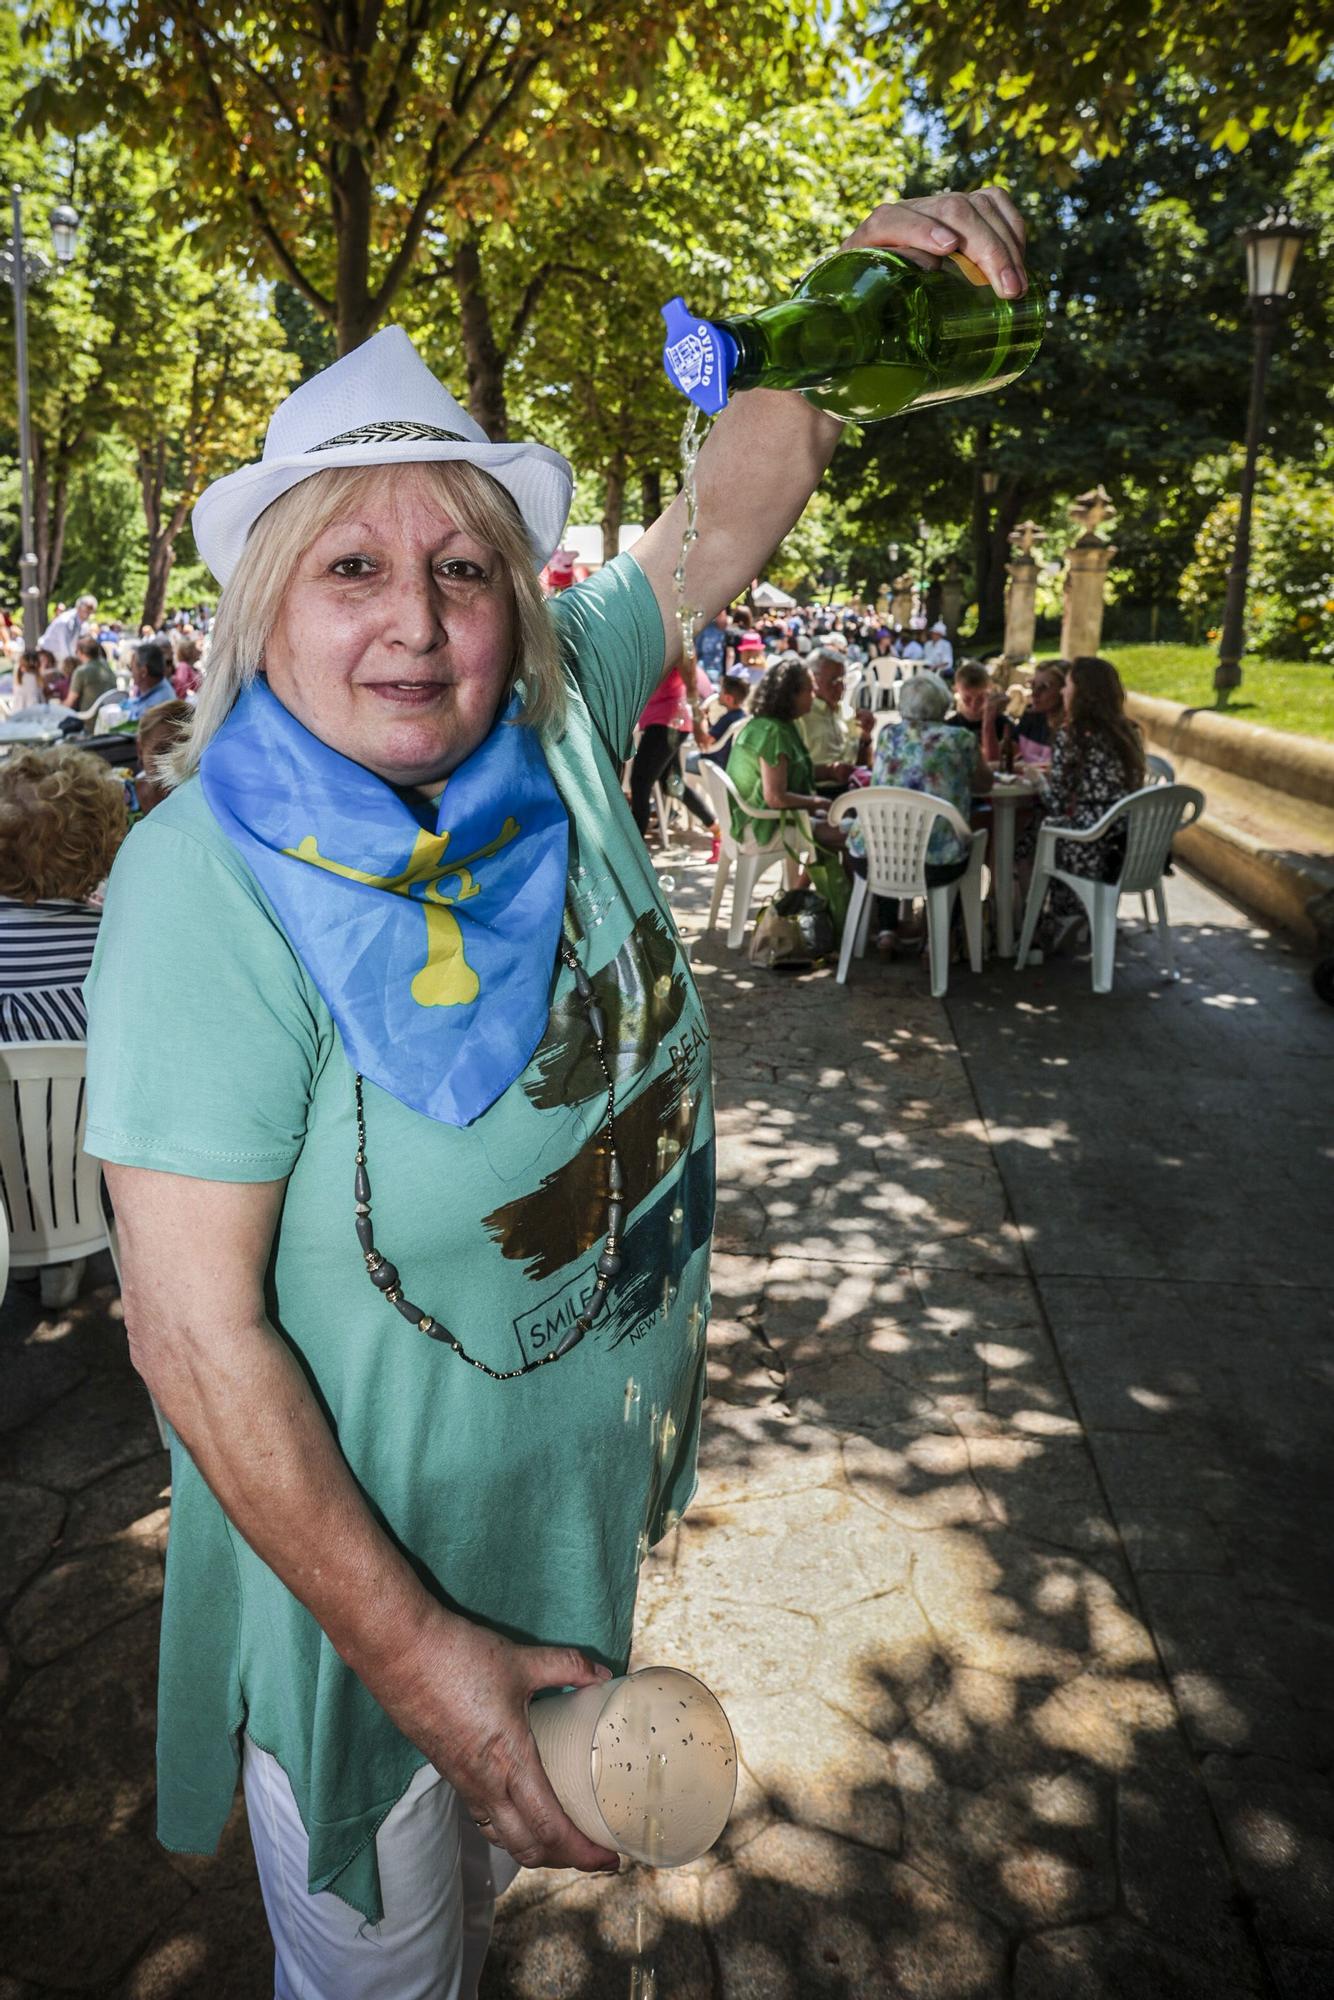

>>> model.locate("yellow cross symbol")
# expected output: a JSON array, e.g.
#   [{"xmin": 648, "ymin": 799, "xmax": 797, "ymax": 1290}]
[{"xmin": 283, "ymin": 818, "xmax": 520, "ymax": 1007}]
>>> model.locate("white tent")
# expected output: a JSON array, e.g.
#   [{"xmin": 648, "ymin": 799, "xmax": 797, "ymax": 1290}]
[{"xmin": 751, "ymin": 581, "xmax": 798, "ymax": 610}]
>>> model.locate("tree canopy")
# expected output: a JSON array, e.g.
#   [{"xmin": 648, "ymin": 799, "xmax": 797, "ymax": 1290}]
[
  {"xmin": 1, "ymin": 2, "xmax": 1328, "ymax": 643},
  {"xmin": 880, "ymin": 0, "xmax": 1333, "ymax": 183}
]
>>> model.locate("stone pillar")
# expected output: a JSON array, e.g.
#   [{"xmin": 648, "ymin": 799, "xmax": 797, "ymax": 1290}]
[
  {"xmin": 939, "ymin": 554, "xmax": 965, "ymax": 640},
  {"xmin": 1002, "ymin": 521, "xmax": 1044, "ymax": 664},
  {"xmin": 1061, "ymin": 539, "xmax": 1119, "ymax": 658},
  {"xmin": 1060, "ymin": 485, "xmax": 1119, "ymax": 660},
  {"xmin": 890, "ymin": 571, "xmax": 915, "ymax": 631}
]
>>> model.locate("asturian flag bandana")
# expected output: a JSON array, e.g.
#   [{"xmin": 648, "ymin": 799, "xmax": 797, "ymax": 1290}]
[{"xmin": 200, "ymin": 678, "xmax": 569, "ymax": 1126}]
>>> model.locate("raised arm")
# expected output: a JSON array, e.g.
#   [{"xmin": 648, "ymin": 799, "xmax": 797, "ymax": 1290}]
[
  {"xmin": 632, "ymin": 188, "xmax": 1030, "ymax": 665},
  {"xmin": 108, "ymin": 1162, "xmax": 617, "ymax": 1873}
]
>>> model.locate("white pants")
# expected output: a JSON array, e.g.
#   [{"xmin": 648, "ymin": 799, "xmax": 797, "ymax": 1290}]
[{"xmin": 242, "ymin": 1737, "xmax": 519, "ymax": 2000}]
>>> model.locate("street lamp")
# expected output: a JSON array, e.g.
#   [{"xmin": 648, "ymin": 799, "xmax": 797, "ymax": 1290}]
[
  {"xmin": 1214, "ymin": 204, "xmax": 1310, "ymax": 702},
  {"xmin": 1, "ymin": 187, "xmax": 81, "ymax": 648}
]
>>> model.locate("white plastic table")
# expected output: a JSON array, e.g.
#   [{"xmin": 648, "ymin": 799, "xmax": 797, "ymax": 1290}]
[{"xmin": 978, "ymin": 771, "xmax": 1043, "ymax": 957}]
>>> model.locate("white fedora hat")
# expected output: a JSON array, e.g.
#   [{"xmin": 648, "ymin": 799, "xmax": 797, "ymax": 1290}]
[{"xmin": 193, "ymin": 326, "xmax": 573, "ymax": 587}]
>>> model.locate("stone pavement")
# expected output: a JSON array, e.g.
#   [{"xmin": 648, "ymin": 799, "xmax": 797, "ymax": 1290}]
[{"xmin": 1, "ymin": 850, "xmax": 1330, "ymax": 1997}]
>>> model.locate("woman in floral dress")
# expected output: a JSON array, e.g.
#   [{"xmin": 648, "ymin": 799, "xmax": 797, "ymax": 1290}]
[{"xmin": 1033, "ymin": 655, "xmax": 1146, "ymax": 940}]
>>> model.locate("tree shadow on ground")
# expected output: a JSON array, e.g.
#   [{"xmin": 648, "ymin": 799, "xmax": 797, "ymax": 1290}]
[{"xmin": 1, "ymin": 862, "xmax": 1328, "ymax": 1998}]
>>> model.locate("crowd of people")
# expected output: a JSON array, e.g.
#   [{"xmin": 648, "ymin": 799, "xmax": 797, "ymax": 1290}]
[
  {"xmin": 1, "ymin": 579, "xmax": 1153, "ymax": 1085},
  {"xmin": 630, "ymin": 595, "xmax": 1150, "ymax": 961}
]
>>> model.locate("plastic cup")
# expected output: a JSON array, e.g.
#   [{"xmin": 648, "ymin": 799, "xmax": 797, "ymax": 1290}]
[{"xmin": 529, "ymin": 1665, "xmax": 737, "ymax": 1867}]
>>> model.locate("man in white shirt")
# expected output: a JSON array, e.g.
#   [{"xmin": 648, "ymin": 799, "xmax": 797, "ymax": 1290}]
[
  {"xmin": 38, "ymin": 594, "xmax": 96, "ymax": 661},
  {"xmin": 902, "ymin": 620, "xmax": 926, "ymax": 664},
  {"xmin": 923, "ymin": 621, "xmax": 954, "ymax": 673}
]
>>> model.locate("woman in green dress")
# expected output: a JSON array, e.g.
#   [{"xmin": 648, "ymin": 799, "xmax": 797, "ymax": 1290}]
[{"xmin": 725, "ymin": 657, "xmax": 848, "ymax": 854}]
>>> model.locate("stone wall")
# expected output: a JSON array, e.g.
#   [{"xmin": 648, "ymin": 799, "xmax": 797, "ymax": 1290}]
[{"xmin": 1127, "ymin": 693, "xmax": 1334, "ymax": 949}]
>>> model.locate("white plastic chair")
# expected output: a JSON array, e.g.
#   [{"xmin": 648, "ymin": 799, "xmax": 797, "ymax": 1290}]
[
  {"xmin": 698, "ymin": 761, "xmax": 815, "ymax": 950},
  {"xmin": 1015, "ymin": 783, "xmax": 1205, "ymax": 993},
  {"xmin": 826, "ymin": 786, "xmax": 987, "ymax": 999},
  {"xmin": 0, "ymin": 1041, "xmax": 110, "ymax": 1305},
  {"xmin": 1140, "ymin": 754, "xmax": 1176, "ymax": 923},
  {"xmin": 80, "ymin": 686, "xmax": 129, "ymax": 729}
]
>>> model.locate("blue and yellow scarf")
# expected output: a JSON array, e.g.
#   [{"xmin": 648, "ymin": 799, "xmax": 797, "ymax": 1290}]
[{"xmin": 200, "ymin": 679, "xmax": 569, "ymax": 1125}]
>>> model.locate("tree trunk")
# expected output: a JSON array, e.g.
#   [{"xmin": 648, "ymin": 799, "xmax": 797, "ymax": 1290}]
[
  {"xmin": 641, "ymin": 468, "xmax": 662, "ymax": 523},
  {"xmin": 982, "ymin": 481, "xmax": 1024, "ymax": 640},
  {"xmin": 451, "ymin": 233, "xmax": 509, "ymax": 440},
  {"xmin": 600, "ymin": 453, "xmax": 627, "ymax": 568},
  {"xmin": 332, "ymin": 145, "xmax": 376, "ymax": 355},
  {"xmin": 142, "ymin": 537, "xmax": 176, "ymax": 630},
  {"xmin": 30, "ymin": 428, "xmax": 77, "ymax": 615},
  {"xmin": 31, "ymin": 435, "xmax": 51, "ymax": 622},
  {"xmin": 45, "ymin": 470, "xmax": 70, "ymax": 612},
  {"xmin": 136, "ymin": 442, "xmax": 193, "ymax": 628}
]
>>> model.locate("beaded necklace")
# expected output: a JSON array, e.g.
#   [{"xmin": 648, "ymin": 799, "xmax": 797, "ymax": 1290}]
[{"xmin": 352, "ymin": 928, "xmax": 623, "ymax": 1379}]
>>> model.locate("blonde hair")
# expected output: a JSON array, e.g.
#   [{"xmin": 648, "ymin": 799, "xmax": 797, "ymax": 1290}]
[
  {"xmin": 0, "ymin": 746, "xmax": 128, "ymax": 902},
  {"xmin": 171, "ymin": 460, "xmax": 565, "ymax": 785}
]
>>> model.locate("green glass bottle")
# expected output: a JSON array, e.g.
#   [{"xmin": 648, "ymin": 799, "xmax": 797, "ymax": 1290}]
[{"xmin": 661, "ymin": 248, "xmax": 1043, "ymax": 424}]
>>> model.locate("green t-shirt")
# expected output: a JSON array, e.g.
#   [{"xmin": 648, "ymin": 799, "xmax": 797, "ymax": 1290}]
[
  {"xmin": 725, "ymin": 713, "xmax": 815, "ymax": 841},
  {"xmin": 83, "ymin": 555, "xmax": 713, "ymax": 1921},
  {"xmin": 68, "ymin": 658, "xmax": 118, "ymax": 710}
]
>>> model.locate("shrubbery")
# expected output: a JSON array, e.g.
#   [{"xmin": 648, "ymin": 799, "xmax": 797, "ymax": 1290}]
[{"xmin": 1180, "ymin": 460, "xmax": 1334, "ymax": 664}]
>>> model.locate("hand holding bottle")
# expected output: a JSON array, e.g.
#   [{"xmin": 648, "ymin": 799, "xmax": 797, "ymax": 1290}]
[
  {"xmin": 662, "ymin": 185, "xmax": 1039, "ymax": 426},
  {"xmin": 839, "ymin": 186, "xmax": 1029, "ymax": 301}
]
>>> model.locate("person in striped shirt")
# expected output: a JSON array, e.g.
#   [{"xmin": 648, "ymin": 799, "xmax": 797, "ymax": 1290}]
[{"xmin": 0, "ymin": 745, "xmax": 129, "ymax": 1043}]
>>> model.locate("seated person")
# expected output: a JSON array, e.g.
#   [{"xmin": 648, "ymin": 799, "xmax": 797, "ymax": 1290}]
[
  {"xmin": 63, "ymin": 637, "xmax": 118, "ymax": 714},
  {"xmin": 1010, "ymin": 660, "xmax": 1067, "ymax": 761},
  {"xmin": 38, "ymin": 648, "xmax": 69, "ymax": 702},
  {"xmin": 171, "ymin": 637, "xmax": 204, "ymax": 700},
  {"xmin": 846, "ymin": 669, "xmax": 992, "ymax": 949},
  {"xmin": 799, "ymin": 647, "xmax": 875, "ymax": 790},
  {"xmin": 697, "ymin": 673, "xmax": 750, "ymax": 767},
  {"xmin": 727, "ymin": 659, "xmax": 846, "ymax": 854},
  {"xmin": 133, "ymin": 698, "xmax": 195, "ymax": 818},
  {"xmin": 0, "ymin": 744, "xmax": 128, "ymax": 1043},
  {"xmin": 124, "ymin": 641, "xmax": 179, "ymax": 721},
  {"xmin": 8, "ymin": 649, "xmax": 46, "ymax": 712},
  {"xmin": 948, "ymin": 659, "xmax": 1005, "ymax": 740},
  {"xmin": 736, "ymin": 630, "xmax": 768, "ymax": 685},
  {"xmin": 1027, "ymin": 656, "xmax": 1146, "ymax": 949}
]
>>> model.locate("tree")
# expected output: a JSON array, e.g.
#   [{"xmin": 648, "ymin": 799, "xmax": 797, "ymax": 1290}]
[
  {"xmin": 0, "ymin": 9, "xmax": 106, "ymax": 613},
  {"xmin": 824, "ymin": 79, "xmax": 1331, "ymax": 642},
  {"xmin": 27, "ymin": 0, "xmax": 829, "ymax": 357},
  {"xmin": 101, "ymin": 253, "xmax": 296, "ymax": 624},
  {"xmin": 877, "ymin": 0, "xmax": 1333, "ymax": 183},
  {"xmin": 418, "ymin": 80, "xmax": 916, "ymax": 550}
]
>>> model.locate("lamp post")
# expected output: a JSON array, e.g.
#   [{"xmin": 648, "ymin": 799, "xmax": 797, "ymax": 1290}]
[
  {"xmin": 1214, "ymin": 204, "xmax": 1310, "ymax": 702},
  {"xmin": 976, "ymin": 464, "xmax": 1000, "ymax": 639},
  {"xmin": 1, "ymin": 189, "xmax": 81, "ymax": 648}
]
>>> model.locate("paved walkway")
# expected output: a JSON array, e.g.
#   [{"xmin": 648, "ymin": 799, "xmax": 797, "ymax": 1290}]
[{"xmin": 1, "ymin": 852, "xmax": 1329, "ymax": 1997}]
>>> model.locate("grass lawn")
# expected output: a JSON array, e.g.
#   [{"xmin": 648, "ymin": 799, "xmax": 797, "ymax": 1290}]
[{"xmin": 1034, "ymin": 644, "xmax": 1334, "ymax": 742}]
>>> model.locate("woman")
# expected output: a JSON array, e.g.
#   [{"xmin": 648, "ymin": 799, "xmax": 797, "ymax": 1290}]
[
  {"xmin": 1016, "ymin": 659, "xmax": 1067, "ymax": 759},
  {"xmin": 84, "ymin": 188, "xmax": 1028, "ymax": 1996},
  {"xmin": 8, "ymin": 648, "xmax": 46, "ymax": 711},
  {"xmin": 847, "ymin": 669, "xmax": 991, "ymax": 948},
  {"xmin": 132, "ymin": 697, "xmax": 195, "ymax": 817},
  {"xmin": 171, "ymin": 635, "xmax": 204, "ymax": 699},
  {"xmin": 627, "ymin": 658, "xmax": 720, "ymax": 850},
  {"xmin": 726, "ymin": 656, "xmax": 846, "ymax": 855},
  {"xmin": 38, "ymin": 646, "xmax": 69, "ymax": 702},
  {"xmin": 0, "ymin": 744, "xmax": 127, "ymax": 1042},
  {"xmin": 1040, "ymin": 654, "xmax": 1145, "ymax": 901}
]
